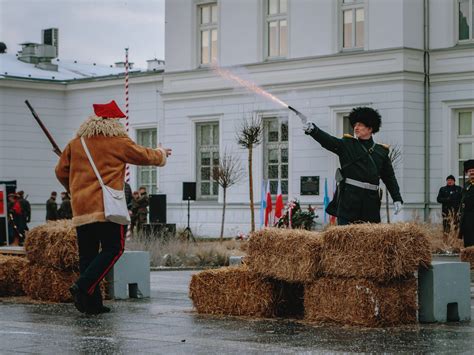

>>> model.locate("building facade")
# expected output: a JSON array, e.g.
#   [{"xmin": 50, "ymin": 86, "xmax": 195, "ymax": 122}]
[{"xmin": 1, "ymin": 0, "xmax": 474, "ymax": 237}]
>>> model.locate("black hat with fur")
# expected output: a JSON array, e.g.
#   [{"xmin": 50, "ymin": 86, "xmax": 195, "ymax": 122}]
[
  {"xmin": 464, "ymin": 159, "xmax": 474, "ymax": 172},
  {"xmin": 348, "ymin": 107, "xmax": 382, "ymax": 134}
]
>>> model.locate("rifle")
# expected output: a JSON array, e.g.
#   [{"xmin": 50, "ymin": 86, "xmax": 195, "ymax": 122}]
[{"xmin": 25, "ymin": 100, "xmax": 62, "ymax": 157}]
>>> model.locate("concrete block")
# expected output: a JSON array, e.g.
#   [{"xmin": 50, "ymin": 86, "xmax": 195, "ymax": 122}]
[
  {"xmin": 106, "ymin": 251, "xmax": 150, "ymax": 299},
  {"xmin": 229, "ymin": 256, "xmax": 243, "ymax": 266},
  {"xmin": 418, "ymin": 261, "xmax": 471, "ymax": 323}
]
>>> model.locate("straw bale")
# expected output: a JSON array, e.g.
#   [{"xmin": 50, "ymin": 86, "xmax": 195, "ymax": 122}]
[
  {"xmin": 189, "ymin": 266, "xmax": 303, "ymax": 318},
  {"xmin": 460, "ymin": 246, "xmax": 474, "ymax": 269},
  {"xmin": 321, "ymin": 223, "xmax": 431, "ymax": 282},
  {"xmin": 20, "ymin": 264, "xmax": 78, "ymax": 302},
  {"xmin": 246, "ymin": 228, "xmax": 323, "ymax": 282},
  {"xmin": 0, "ymin": 255, "xmax": 28, "ymax": 296},
  {"xmin": 25, "ymin": 220, "xmax": 79, "ymax": 271},
  {"xmin": 304, "ymin": 276, "xmax": 417, "ymax": 327}
]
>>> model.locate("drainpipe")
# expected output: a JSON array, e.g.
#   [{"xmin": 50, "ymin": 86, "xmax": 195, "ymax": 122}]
[{"xmin": 423, "ymin": 0, "xmax": 430, "ymax": 221}]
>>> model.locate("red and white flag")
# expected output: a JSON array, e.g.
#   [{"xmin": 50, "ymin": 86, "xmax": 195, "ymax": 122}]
[
  {"xmin": 274, "ymin": 180, "xmax": 284, "ymax": 223},
  {"xmin": 264, "ymin": 180, "xmax": 273, "ymax": 226}
]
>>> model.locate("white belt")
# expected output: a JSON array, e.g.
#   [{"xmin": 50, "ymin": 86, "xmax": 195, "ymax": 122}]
[{"xmin": 345, "ymin": 178, "xmax": 379, "ymax": 191}]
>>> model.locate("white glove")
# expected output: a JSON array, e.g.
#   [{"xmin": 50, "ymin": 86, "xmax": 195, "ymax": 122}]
[
  {"xmin": 394, "ymin": 201, "xmax": 402, "ymax": 215},
  {"xmin": 303, "ymin": 121, "xmax": 315, "ymax": 134}
]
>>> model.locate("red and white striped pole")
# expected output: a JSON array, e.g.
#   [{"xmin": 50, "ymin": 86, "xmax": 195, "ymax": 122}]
[{"xmin": 125, "ymin": 47, "xmax": 130, "ymax": 183}]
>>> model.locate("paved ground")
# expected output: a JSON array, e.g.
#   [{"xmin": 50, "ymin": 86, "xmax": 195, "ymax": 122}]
[{"xmin": 1, "ymin": 270, "xmax": 473, "ymax": 354}]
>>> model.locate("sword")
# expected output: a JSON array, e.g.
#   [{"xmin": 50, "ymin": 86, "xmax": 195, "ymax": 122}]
[{"xmin": 25, "ymin": 100, "xmax": 62, "ymax": 157}]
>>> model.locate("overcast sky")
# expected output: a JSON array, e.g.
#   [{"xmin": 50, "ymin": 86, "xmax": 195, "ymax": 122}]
[{"xmin": 0, "ymin": 0, "xmax": 165, "ymax": 68}]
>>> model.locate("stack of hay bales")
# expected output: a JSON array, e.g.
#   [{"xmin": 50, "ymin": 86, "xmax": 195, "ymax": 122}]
[
  {"xmin": 0, "ymin": 255, "xmax": 28, "ymax": 297},
  {"xmin": 189, "ymin": 223, "xmax": 431, "ymax": 327},
  {"xmin": 20, "ymin": 220, "xmax": 79, "ymax": 302}
]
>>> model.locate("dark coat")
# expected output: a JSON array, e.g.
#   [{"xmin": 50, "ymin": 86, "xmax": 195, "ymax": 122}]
[
  {"xmin": 437, "ymin": 185, "xmax": 462, "ymax": 215},
  {"xmin": 19, "ymin": 197, "xmax": 31, "ymax": 223},
  {"xmin": 306, "ymin": 126, "xmax": 402, "ymax": 223},
  {"xmin": 46, "ymin": 198, "xmax": 58, "ymax": 221},
  {"xmin": 58, "ymin": 197, "xmax": 73, "ymax": 219},
  {"xmin": 459, "ymin": 181, "xmax": 474, "ymax": 247}
]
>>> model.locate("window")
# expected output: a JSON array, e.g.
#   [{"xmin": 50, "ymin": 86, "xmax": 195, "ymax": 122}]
[
  {"xmin": 459, "ymin": 0, "xmax": 474, "ymax": 41},
  {"xmin": 196, "ymin": 122, "xmax": 219, "ymax": 199},
  {"xmin": 199, "ymin": 3, "xmax": 218, "ymax": 65},
  {"xmin": 136, "ymin": 128, "xmax": 158, "ymax": 194},
  {"xmin": 341, "ymin": 0, "xmax": 365, "ymax": 50},
  {"xmin": 263, "ymin": 118, "xmax": 289, "ymax": 195},
  {"xmin": 266, "ymin": 0, "xmax": 288, "ymax": 58},
  {"xmin": 342, "ymin": 114, "xmax": 353, "ymax": 135},
  {"xmin": 456, "ymin": 110, "xmax": 474, "ymax": 183}
]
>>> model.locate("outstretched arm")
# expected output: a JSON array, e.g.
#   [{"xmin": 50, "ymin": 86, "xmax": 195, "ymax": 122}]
[{"xmin": 304, "ymin": 122, "xmax": 343, "ymax": 154}]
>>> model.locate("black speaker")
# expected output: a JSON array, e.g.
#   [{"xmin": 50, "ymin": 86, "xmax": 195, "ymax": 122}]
[
  {"xmin": 149, "ymin": 194, "xmax": 167, "ymax": 224},
  {"xmin": 182, "ymin": 182, "xmax": 196, "ymax": 201}
]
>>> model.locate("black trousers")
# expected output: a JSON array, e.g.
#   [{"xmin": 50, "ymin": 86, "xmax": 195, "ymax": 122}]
[{"xmin": 75, "ymin": 222, "xmax": 125, "ymax": 296}]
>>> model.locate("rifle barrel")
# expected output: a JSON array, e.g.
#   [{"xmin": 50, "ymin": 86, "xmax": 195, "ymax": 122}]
[{"xmin": 25, "ymin": 100, "xmax": 62, "ymax": 157}]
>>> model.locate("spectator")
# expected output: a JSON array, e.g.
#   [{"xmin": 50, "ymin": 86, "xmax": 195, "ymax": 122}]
[
  {"xmin": 58, "ymin": 191, "xmax": 73, "ymax": 219},
  {"xmin": 46, "ymin": 191, "xmax": 58, "ymax": 221},
  {"xmin": 136, "ymin": 186, "xmax": 149, "ymax": 233},
  {"xmin": 436, "ymin": 175, "xmax": 462, "ymax": 234},
  {"xmin": 17, "ymin": 191, "xmax": 31, "ymax": 229}
]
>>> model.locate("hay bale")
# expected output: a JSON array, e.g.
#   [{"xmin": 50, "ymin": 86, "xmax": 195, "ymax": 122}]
[
  {"xmin": 304, "ymin": 276, "xmax": 417, "ymax": 327},
  {"xmin": 460, "ymin": 246, "xmax": 474, "ymax": 269},
  {"xmin": 321, "ymin": 223, "xmax": 431, "ymax": 282},
  {"xmin": 246, "ymin": 228, "xmax": 323, "ymax": 282},
  {"xmin": 189, "ymin": 266, "xmax": 303, "ymax": 318},
  {"xmin": 0, "ymin": 255, "xmax": 28, "ymax": 297},
  {"xmin": 25, "ymin": 220, "xmax": 78, "ymax": 271},
  {"xmin": 20, "ymin": 264, "xmax": 78, "ymax": 302}
]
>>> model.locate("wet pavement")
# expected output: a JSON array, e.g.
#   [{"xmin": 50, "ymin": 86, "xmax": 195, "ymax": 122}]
[{"xmin": 1, "ymin": 270, "xmax": 473, "ymax": 354}]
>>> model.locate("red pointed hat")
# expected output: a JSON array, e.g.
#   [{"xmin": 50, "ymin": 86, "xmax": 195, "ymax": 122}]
[{"xmin": 93, "ymin": 100, "xmax": 126, "ymax": 119}]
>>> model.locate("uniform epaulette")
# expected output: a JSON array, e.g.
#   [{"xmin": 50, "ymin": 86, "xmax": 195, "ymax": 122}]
[
  {"xmin": 343, "ymin": 134, "xmax": 355, "ymax": 139},
  {"xmin": 379, "ymin": 143, "xmax": 390, "ymax": 150}
]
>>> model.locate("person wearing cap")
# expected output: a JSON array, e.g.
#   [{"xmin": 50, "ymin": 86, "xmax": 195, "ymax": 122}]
[
  {"xmin": 303, "ymin": 106, "xmax": 403, "ymax": 224},
  {"xmin": 46, "ymin": 191, "xmax": 58, "ymax": 221},
  {"xmin": 459, "ymin": 160, "xmax": 474, "ymax": 247},
  {"xmin": 17, "ymin": 191, "xmax": 31, "ymax": 227},
  {"xmin": 55, "ymin": 100, "xmax": 172, "ymax": 315},
  {"xmin": 58, "ymin": 191, "xmax": 73, "ymax": 219},
  {"xmin": 436, "ymin": 175, "xmax": 462, "ymax": 234}
]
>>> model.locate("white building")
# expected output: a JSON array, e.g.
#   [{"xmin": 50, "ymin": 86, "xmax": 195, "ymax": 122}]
[{"xmin": 1, "ymin": 0, "xmax": 474, "ymax": 237}]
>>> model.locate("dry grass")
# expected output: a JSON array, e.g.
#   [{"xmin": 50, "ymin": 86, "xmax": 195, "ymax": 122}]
[
  {"xmin": 189, "ymin": 266, "xmax": 303, "ymax": 318},
  {"xmin": 246, "ymin": 228, "xmax": 323, "ymax": 282},
  {"xmin": 320, "ymin": 223, "xmax": 431, "ymax": 282},
  {"xmin": 460, "ymin": 246, "xmax": 474, "ymax": 269},
  {"xmin": 0, "ymin": 255, "xmax": 28, "ymax": 296},
  {"xmin": 127, "ymin": 233, "xmax": 245, "ymax": 267},
  {"xmin": 304, "ymin": 276, "xmax": 417, "ymax": 327}
]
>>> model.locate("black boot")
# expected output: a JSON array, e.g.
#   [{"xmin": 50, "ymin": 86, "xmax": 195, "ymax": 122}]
[
  {"xmin": 85, "ymin": 286, "xmax": 111, "ymax": 315},
  {"xmin": 69, "ymin": 284, "xmax": 86, "ymax": 313}
]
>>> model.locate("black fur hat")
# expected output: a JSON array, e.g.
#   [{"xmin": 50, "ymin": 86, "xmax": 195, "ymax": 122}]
[
  {"xmin": 464, "ymin": 160, "xmax": 474, "ymax": 172},
  {"xmin": 348, "ymin": 107, "xmax": 382, "ymax": 134}
]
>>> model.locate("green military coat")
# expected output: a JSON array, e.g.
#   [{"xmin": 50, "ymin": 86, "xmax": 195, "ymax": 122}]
[
  {"xmin": 459, "ymin": 181, "xmax": 474, "ymax": 247},
  {"xmin": 306, "ymin": 125, "xmax": 402, "ymax": 223}
]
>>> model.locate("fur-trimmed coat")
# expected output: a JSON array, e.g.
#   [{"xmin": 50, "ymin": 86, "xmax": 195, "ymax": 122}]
[{"xmin": 55, "ymin": 116, "xmax": 167, "ymax": 227}]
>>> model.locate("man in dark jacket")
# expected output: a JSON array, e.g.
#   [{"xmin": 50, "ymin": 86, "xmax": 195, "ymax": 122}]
[
  {"xmin": 136, "ymin": 186, "xmax": 149, "ymax": 232},
  {"xmin": 17, "ymin": 191, "xmax": 31, "ymax": 227},
  {"xmin": 459, "ymin": 160, "xmax": 474, "ymax": 247},
  {"xmin": 46, "ymin": 191, "xmax": 58, "ymax": 221},
  {"xmin": 58, "ymin": 192, "xmax": 73, "ymax": 219},
  {"xmin": 436, "ymin": 175, "xmax": 462, "ymax": 234},
  {"xmin": 304, "ymin": 107, "xmax": 403, "ymax": 224}
]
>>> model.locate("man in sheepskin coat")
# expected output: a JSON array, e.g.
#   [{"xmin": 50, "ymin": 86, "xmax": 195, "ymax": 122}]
[{"xmin": 55, "ymin": 100, "xmax": 171, "ymax": 314}]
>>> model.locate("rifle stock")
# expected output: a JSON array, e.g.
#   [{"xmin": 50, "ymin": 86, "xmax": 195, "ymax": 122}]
[{"xmin": 25, "ymin": 100, "xmax": 62, "ymax": 157}]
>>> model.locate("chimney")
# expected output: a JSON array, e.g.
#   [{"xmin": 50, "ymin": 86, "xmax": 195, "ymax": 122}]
[
  {"xmin": 146, "ymin": 58, "xmax": 165, "ymax": 71},
  {"xmin": 115, "ymin": 61, "xmax": 134, "ymax": 69},
  {"xmin": 17, "ymin": 28, "xmax": 59, "ymax": 71}
]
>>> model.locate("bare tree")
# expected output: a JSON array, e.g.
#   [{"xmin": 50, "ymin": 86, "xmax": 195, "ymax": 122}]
[
  {"xmin": 212, "ymin": 150, "xmax": 244, "ymax": 241},
  {"xmin": 236, "ymin": 116, "xmax": 263, "ymax": 232},
  {"xmin": 385, "ymin": 144, "xmax": 402, "ymax": 223}
]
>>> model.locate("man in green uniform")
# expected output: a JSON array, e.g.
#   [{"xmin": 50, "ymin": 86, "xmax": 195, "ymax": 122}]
[
  {"xmin": 459, "ymin": 159, "xmax": 474, "ymax": 247},
  {"xmin": 303, "ymin": 106, "xmax": 403, "ymax": 224},
  {"xmin": 136, "ymin": 186, "xmax": 149, "ymax": 232}
]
